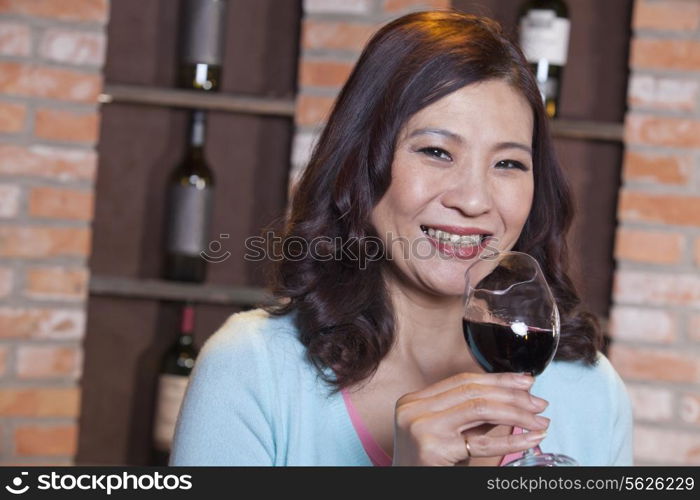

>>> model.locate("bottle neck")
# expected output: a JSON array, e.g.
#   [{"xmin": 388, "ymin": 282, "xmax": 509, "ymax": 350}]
[
  {"xmin": 189, "ymin": 110, "xmax": 207, "ymax": 149},
  {"xmin": 531, "ymin": 0, "xmax": 562, "ymax": 7},
  {"xmin": 179, "ymin": 304, "xmax": 195, "ymax": 346}
]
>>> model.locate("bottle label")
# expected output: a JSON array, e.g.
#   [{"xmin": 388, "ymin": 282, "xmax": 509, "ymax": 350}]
[
  {"xmin": 181, "ymin": 0, "xmax": 227, "ymax": 65},
  {"xmin": 519, "ymin": 9, "xmax": 570, "ymax": 66},
  {"xmin": 153, "ymin": 374, "xmax": 190, "ymax": 451},
  {"xmin": 166, "ymin": 185, "xmax": 213, "ymax": 257}
]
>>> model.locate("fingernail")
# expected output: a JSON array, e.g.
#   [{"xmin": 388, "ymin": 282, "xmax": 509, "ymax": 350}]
[
  {"xmin": 526, "ymin": 430, "xmax": 547, "ymax": 442},
  {"xmin": 535, "ymin": 416, "xmax": 550, "ymax": 428},
  {"xmin": 530, "ymin": 395, "xmax": 548, "ymax": 410},
  {"xmin": 516, "ymin": 375, "xmax": 534, "ymax": 388}
]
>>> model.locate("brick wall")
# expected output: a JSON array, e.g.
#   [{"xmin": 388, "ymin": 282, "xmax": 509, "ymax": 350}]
[
  {"xmin": 0, "ymin": 0, "xmax": 108, "ymax": 465},
  {"xmin": 610, "ymin": 0, "xmax": 700, "ymax": 465}
]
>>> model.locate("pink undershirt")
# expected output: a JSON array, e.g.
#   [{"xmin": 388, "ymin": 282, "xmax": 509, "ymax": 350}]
[{"xmin": 341, "ymin": 388, "xmax": 524, "ymax": 466}]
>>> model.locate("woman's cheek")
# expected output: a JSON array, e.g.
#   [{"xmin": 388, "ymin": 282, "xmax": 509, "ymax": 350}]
[{"xmin": 501, "ymin": 180, "xmax": 534, "ymax": 238}]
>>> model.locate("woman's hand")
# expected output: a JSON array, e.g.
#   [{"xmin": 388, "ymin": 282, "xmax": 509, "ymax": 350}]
[{"xmin": 392, "ymin": 372, "xmax": 549, "ymax": 466}]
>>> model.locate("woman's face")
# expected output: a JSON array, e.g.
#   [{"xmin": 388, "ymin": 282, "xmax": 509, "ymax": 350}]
[{"xmin": 370, "ymin": 79, "xmax": 535, "ymax": 298}]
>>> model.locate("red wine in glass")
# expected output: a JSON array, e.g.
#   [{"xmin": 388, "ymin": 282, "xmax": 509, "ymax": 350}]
[{"xmin": 463, "ymin": 320, "xmax": 558, "ymax": 376}]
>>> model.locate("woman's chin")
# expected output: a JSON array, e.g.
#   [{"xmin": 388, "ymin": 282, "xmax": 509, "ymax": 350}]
[{"xmin": 421, "ymin": 277, "xmax": 468, "ymax": 300}]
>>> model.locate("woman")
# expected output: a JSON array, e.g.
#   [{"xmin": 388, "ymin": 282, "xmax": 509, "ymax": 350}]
[{"xmin": 171, "ymin": 10, "xmax": 633, "ymax": 466}]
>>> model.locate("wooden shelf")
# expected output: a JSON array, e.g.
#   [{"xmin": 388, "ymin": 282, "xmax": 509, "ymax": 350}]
[
  {"xmin": 99, "ymin": 83, "xmax": 296, "ymax": 117},
  {"xmin": 89, "ymin": 275, "xmax": 275, "ymax": 306},
  {"xmin": 99, "ymin": 84, "xmax": 622, "ymax": 142},
  {"xmin": 551, "ymin": 119, "xmax": 623, "ymax": 142}
]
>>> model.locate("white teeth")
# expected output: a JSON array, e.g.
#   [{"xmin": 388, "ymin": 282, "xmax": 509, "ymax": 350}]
[
  {"xmin": 457, "ymin": 235, "xmax": 481, "ymax": 246},
  {"xmin": 423, "ymin": 226, "xmax": 485, "ymax": 247}
]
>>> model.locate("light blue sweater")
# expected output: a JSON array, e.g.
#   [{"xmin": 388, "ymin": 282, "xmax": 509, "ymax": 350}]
[{"xmin": 170, "ymin": 309, "xmax": 634, "ymax": 466}]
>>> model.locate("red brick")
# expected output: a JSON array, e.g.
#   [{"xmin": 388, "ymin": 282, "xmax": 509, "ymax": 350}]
[
  {"xmin": 614, "ymin": 270, "xmax": 700, "ymax": 307},
  {"xmin": 631, "ymin": 38, "xmax": 700, "ymax": 71},
  {"xmin": 304, "ymin": 0, "xmax": 372, "ymax": 15},
  {"xmin": 0, "ymin": 226, "xmax": 91, "ymax": 258},
  {"xmin": 609, "ymin": 344, "xmax": 700, "ymax": 383},
  {"xmin": 0, "ymin": 308, "xmax": 85, "ymax": 339},
  {"xmin": 690, "ymin": 313, "xmax": 700, "ymax": 342},
  {"xmin": 28, "ymin": 186, "xmax": 94, "ymax": 221},
  {"xmin": 614, "ymin": 227, "xmax": 684, "ymax": 265},
  {"xmin": 0, "ymin": 0, "xmax": 108, "ymax": 23},
  {"xmin": 0, "ymin": 266, "xmax": 12, "ymax": 298},
  {"xmin": 25, "ymin": 266, "xmax": 88, "ymax": 300},
  {"xmin": 300, "ymin": 60, "xmax": 354, "ymax": 88},
  {"xmin": 633, "ymin": 0, "xmax": 700, "ymax": 31},
  {"xmin": 628, "ymin": 74, "xmax": 698, "ymax": 111},
  {"xmin": 383, "ymin": 0, "xmax": 450, "ymax": 12},
  {"xmin": 16, "ymin": 345, "xmax": 82, "ymax": 379},
  {"xmin": 634, "ymin": 426, "xmax": 700, "ymax": 465},
  {"xmin": 627, "ymin": 385, "xmax": 674, "ymax": 422},
  {"xmin": 0, "ymin": 21, "xmax": 31, "ymax": 56},
  {"xmin": 302, "ymin": 20, "xmax": 378, "ymax": 52},
  {"xmin": 35, "ymin": 108, "xmax": 99, "ymax": 143},
  {"xmin": 0, "ymin": 144, "xmax": 96, "ymax": 181},
  {"xmin": 15, "ymin": 424, "xmax": 78, "ymax": 456},
  {"xmin": 625, "ymin": 114, "xmax": 700, "ymax": 148},
  {"xmin": 0, "ymin": 184, "xmax": 21, "ymax": 218},
  {"xmin": 0, "ymin": 61, "xmax": 102, "ymax": 103},
  {"xmin": 40, "ymin": 29, "xmax": 106, "ymax": 66},
  {"xmin": 0, "ymin": 345, "xmax": 7, "ymax": 376},
  {"xmin": 296, "ymin": 94, "xmax": 336, "ymax": 127},
  {"xmin": 0, "ymin": 101, "xmax": 26, "ymax": 133},
  {"xmin": 681, "ymin": 393, "xmax": 700, "ymax": 426},
  {"xmin": 609, "ymin": 306, "xmax": 677, "ymax": 343},
  {"xmin": 0, "ymin": 458, "xmax": 74, "ymax": 466},
  {"xmin": 0, "ymin": 387, "xmax": 80, "ymax": 417},
  {"xmin": 618, "ymin": 191, "xmax": 700, "ymax": 227},
  {"xmin": 623, "ymin": 150, "xmax": 691, "ymax": 185}
]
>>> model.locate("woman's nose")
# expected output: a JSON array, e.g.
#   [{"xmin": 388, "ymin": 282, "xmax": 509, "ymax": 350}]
[{"xmin": 440, "ymin": 167, "xmax": 493, "ymax": 217}]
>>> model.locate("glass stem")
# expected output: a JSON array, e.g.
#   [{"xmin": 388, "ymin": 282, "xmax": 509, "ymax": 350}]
[
  {"xmin": 522, "ymin": 373, "xmax": 542, "ymax": 458},
  {"xmin": 522, "ymin": 444, "xmax": 543, "ymax": 457}
]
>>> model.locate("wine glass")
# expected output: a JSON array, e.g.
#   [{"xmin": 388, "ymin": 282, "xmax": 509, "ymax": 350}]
[{"xmin": 462, "ymin": 250, "xmax": 578, "ymax": 466}]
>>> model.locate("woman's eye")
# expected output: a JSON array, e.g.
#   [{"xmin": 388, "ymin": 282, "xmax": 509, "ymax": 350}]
[
  {"xmin": 419, "ymin": 147, "xmax": 452, "ymax": 161},
  {"xmin": 495, "ymin": 159, "xmax": 529, "ymax": 171}
]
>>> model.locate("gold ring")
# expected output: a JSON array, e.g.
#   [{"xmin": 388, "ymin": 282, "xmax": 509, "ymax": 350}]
[{"xmin": 465, "ymin": 438, "xmax": 472, "ymax": 458}]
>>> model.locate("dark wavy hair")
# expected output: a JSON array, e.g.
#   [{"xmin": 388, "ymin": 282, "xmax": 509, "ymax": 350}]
[{"xmin": 266, "ymin": 10, "xmax": 602, "ymax": 390}]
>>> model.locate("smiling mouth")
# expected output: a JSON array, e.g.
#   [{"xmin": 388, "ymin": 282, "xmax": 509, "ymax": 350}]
[{"xmin": 420, "ymin": 225, "xmax": 490, "ymax": 247}]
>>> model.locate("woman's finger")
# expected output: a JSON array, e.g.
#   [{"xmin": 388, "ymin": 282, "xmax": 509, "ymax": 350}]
[
  {"xmin": 411, "ymin": 382, "xmax": 548, "ymax": 415},
  {"xmin": 464, "ymin": 428, "xmax": 548, "ymax": 459},
  {"xmin": 438, "ymin": 398, "xmax": 550, "ymax": 433},
  {"xmin": 401, "ymin": 371, "xmax": 534, "ymax": 403}
]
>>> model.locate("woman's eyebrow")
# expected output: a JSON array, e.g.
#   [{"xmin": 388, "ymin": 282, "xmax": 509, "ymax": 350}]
[
  {"xmin": 407, "ymin": 127, "xmax": 464, "ymax": 143},
  {"xmin": 492, "ymin": 141, "xmax": 533, "ymax": 155}
]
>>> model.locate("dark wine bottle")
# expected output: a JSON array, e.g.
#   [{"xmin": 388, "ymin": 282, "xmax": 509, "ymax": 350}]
[
  {"xmin": 164, "ymin": 110, "xmax": 215, "ymax": 283},
  {"xmin": 153, "ymin": 303, "xmax": 199, "ymax": 465},
  {"xmin": 518, "ymin": 0, "xmax": 570, "ymax": 118},
  {"xmin": 178, "ymin": 0, "xmax": 228, "ymax": 91}
]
